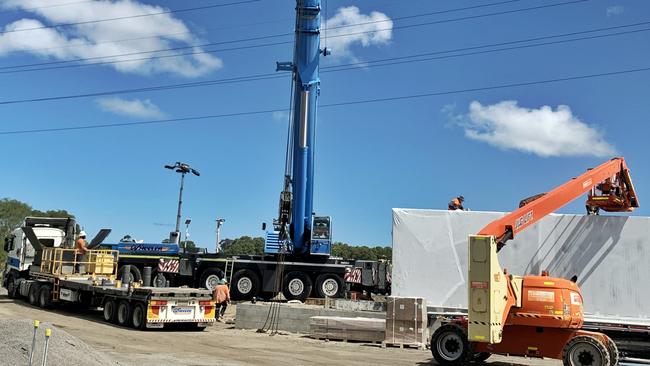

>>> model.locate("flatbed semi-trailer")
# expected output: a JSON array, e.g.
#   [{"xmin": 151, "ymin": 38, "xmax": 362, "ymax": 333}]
[{"xmin": 4, "ymin": 228, "xmax": 216, "ymax": 330}]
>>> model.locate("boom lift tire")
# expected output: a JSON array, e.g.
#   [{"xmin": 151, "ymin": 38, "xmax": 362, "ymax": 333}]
[
  {"xmin": 472, "ymin": 352, "xmax": 492, "ymax": 363},
  {"xmin": 604, "ymin": 335, "xmax": 619, "ymax": 366},
  {"xmin": 118, "ymin": 266, "xmax": 142, "ymax": 284},
  {"xmin": 6, "ymin": 275, "xmax": 17, "ymax": 299},
  {"xmin": 315, "ymin": 274, "xmax": 344, "ymax": 298},
  {"xmin": 430, "ymin": 323, "xmax": 473, "ymax": 366},
  {"xmin": 132, "ymin": 302, "xmax": 147, "ymax": 330},
  {"xmin": 103, "ymin": 298, "xmax": 117, "ymax": 323},
  {"xmin": 231, "ymin": 269, "xmax": 260, "ymax": 300},
  {"xmin": 199, "ymin": 268, "xmax": 225, "ymax": 291},
  {"xmin": 28, "ymin": 283, "xmax": 41, "ymax": 305},
  {"xmin": 116, "ymin": 300, "xmax": 133, "ymax": 327},
  {"xmin": 38, "ymin": 286, "xmax": 53, "ymax": 309},
  {"xmin": 282, "ymin": 271, "xmax": 312, "ymax": 302},
  {"xmin": 562, "ymin": 335, "xmax": 610, "ymax": 366}
]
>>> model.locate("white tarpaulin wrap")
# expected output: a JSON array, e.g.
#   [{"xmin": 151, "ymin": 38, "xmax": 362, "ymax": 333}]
[{"xmin": 392, "ymin": 209, "xmax": 650, "ymax": 319}]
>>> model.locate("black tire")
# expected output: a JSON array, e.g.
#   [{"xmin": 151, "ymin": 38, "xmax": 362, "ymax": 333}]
[
  {"xmin": 472, "ymin": 352, "xmax": 492, "ymax": 363},
  {"xmin": 199, "ymin": 268, "xmax": 225, "ymax": 291},
  {"xmin": 604, "ymin": 335, "xmax": 619, "ymax": 366},
  {"xmin": 231, "ymin": 269, "xmax": 261, "ymax": 300},
  {"xmin": 430, "ymin": 324, "xmax": 472, "ymax": 366},
  {"xmin": 562, "ymin": 335, "xmax": 610, "ymax": 366},
  {"xmin": 132, "ymin": 302, "xmax": 147, "ymax": 330},
  {"xmin": 38, "ymin": 286, "xmax": 53, "ymax": 309},
  {"xmin": 28, "ymin": 283, "xmax": 41, "ymax": 305},
  {"xmin": 315, "ymin": 274, "xmax": 344, "ymax": 298},
  {"xmin": 151, "ymin": 270, "xmax": 168, "ymax": 288},
  {"xmin": 118, "ymin": 266, "xmax": 142, "ymax": 284},
  {"xmin": 116, "ymin": 300, "xmax": 133, "ymax": 327},
  {"xmin": 103, "ymin": 299, "xmax": 117, "ymax": 323},
  {"xmin": 6, "ymin": 275, "xmax": 18, "ymax": 299},
  {"xmin": 282, "ymin": 271, "xmax": 313, "ymax": 302}
]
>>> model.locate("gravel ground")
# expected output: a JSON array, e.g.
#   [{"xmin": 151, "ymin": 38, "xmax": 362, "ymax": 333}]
[{"xmin": 0, "ymin": 319, "xmax": 117, "ymax": 366}]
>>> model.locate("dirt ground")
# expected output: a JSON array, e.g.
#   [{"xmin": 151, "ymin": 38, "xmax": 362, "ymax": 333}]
[{"xmin": 0, "ymin": 290, "xmax": 570, "ymax": 366}]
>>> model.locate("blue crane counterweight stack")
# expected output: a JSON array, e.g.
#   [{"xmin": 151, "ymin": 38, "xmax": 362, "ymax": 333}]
[{"xmin": 266, "ymin": 0, "xmax": 332, "ymax": 257}]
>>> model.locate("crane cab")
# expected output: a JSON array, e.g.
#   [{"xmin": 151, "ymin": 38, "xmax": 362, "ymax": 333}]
[{"xmin": 309, "ymin": 215, "xmax": 331, "ymax": 256}]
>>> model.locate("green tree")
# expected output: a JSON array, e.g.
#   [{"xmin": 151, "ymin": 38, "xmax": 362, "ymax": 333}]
[
  {"xmin": 332, "ymin": 242, "xmax": 392, "ymax": 260},
  {"xmin": 221, "ymin": 236, "xmax": 264, "ymax": 256}
]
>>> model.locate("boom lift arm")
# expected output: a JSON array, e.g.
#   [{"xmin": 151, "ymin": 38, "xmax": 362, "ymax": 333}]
[
  {"xmin": 478, "ymin": 157, "xmax": 639, "ymax": 251},
  {"xmin": 467, "ymin": 157, "xmax": 639, "ymax": 347}
]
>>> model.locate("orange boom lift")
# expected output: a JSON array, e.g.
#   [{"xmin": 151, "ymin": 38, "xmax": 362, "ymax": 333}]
[{"xmin": 430, "ymin": 157, "xmax": 639, "ymax": 366}]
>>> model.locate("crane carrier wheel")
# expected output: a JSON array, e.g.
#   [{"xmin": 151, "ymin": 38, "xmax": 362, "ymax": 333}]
[{"xmin": 562, "ymin": 335, "xmax": 610, "ymax": 366}]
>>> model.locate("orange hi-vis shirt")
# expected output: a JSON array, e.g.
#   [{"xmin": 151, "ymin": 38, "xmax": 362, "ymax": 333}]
[{"xmin": 213, "ymin": 284, "xmax": 230, "ymax": 303}]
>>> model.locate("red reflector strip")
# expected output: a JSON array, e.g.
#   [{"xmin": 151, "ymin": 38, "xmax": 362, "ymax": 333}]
[
  {"xmin": 199, "ymin": 301, "xmax": 214, "ymax": 306},
  {"xmin": 150, "ymin": 300, "xmax": 167, "ymax": 306}
]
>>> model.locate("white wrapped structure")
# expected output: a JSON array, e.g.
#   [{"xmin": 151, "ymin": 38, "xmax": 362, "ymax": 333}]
[{"xmin": 392, "ymin": 209, "xmax": 650, "ymax": 319}]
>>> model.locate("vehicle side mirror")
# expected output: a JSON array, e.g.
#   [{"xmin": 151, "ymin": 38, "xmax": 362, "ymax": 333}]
[{"xmin": 262, "ymin": 223, "xmax": 267, "ymax": 231}]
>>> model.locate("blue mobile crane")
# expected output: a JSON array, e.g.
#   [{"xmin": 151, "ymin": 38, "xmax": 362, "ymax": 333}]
[
  {"xmin": 94, "ymin": 1, "xmax": 390, "ymax": 301},
  {"xmin": 264, "ymin": 0, "xmax": 332, "ymax": 257}
]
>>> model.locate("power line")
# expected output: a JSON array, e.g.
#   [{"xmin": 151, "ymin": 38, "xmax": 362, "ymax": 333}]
[
  {"xmin": 0, "ymin": 0, "xmax": 587, "ymax": 74},
  {"xmin": 0, "ymin": 0, "xmax": 261, "ymax": 36},
  {"xmin": 1, "ymin": 65, "xmax": 649, "ymax": 135},
  {"xmin": 322, "ymin": 23, "xmax": 650, "ymax": 72},
  {"xmin": 0, "ymin": 21, "xmax": 645, "ymax": 102}
]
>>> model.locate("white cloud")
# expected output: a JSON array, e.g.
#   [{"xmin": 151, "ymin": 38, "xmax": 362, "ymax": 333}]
[
  {"xmin": 322, "ymin": 6, "xmax": 392, "ymax": 62},
  {"xmin": 272, "ymin": 110, "xmax": 290, "ymax": 122},
  {"xmin": 606, "ymin": 5, "xmax": 624, "ymax": 17},
  {"xmin": 0, "ymin": 0, "xmax": 222, "ymax": 77},
  {"xmin": 97, "ymin": 97, "xmax": 165, "ymax": 118},
  {"xmin": 450, "ymin": 101, "xmax": 616, "ymax": 158}
]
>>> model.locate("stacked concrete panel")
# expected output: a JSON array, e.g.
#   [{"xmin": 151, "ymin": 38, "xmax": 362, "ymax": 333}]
[
  {"xmin": 384, "ymin": 297, "xmax": 427, "ymax": 347},
  {"xmin": 391, "ymin": 209, "xmax": 650, "ymax": 321},
  {"xmin": 309, "ymin": 316, "xmax": 385, "ymax": 342},
  {"xmin": 236, "ymin": 303, "xmax": 385, "ymax": 334}
]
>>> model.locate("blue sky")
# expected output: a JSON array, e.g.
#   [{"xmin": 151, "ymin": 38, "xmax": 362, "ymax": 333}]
[{"xmin": 0, "ymin": 0, "xmax": 648, "ymax": 249}]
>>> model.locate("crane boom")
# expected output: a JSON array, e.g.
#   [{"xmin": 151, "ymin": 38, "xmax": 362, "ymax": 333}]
[{"xmin": 478, "ymin": 157, "xmax": 639, "ymax": 250}]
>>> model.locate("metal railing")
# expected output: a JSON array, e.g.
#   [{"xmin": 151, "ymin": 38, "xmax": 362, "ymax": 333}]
[{"xmin": 39, "ymin": 248, "xmax": 119, "ymax": 278}]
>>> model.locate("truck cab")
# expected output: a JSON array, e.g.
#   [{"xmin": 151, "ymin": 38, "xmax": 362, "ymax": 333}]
[{"xmin": 4, "ymin": 225, "xmax": 66, "ymax": 273}]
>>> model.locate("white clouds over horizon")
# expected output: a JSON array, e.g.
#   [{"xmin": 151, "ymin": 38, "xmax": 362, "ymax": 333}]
[
  {"xmin": 322, "ymin": 6, "xmax": 392, "ymax": 62},
  {"xmin": 97, "ymin": 97, "xmax": 166, "ymax": 118},
  {"xmin": 448, "ymin": 101, "xmax": 616, "ymax": 158},
  {"xmin": 0, "ymin": 0, "xmax": 222, "ymax": 77}
]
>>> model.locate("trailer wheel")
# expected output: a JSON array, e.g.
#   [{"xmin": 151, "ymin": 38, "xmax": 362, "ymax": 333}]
[
  {"xmin": 116, "ymin": 300, "xmax": 133, "ymax": 327},
  {"xmin": 282, "ymin": 271, "xmax": 313, "ymax": 302},
  {"xmin": 199, "ymin": 268, "xmax": 225, "ymax": 291},
  {"xmin": 604, "ymin": 335, "xmax": 619, "ymax": 366},
  {"xmin": 6, "ymin": 275, "xmax": 18, "ymax": 299},
  {"xmin": 38, "ymin": 286, "xmax": 53, "ymax": 309},
  {"xmin": 132, "ymin": 302, "xmax": 147, "ymax": 329},
  {"xmin": 28, "ymin": 283, "xmax": 41, "ymax": 305},
  {"xmin": 231, "ymin": 269, "xmax": 261, "ymax": 300},
  {"xmin": 118, "ymin": 266, "xmax": 142, "ymax": 284},
  {"xmin": 563, "ymin": 335, "xmax": 610, "ymax": 366},
  {"xmin": 430, "ymin": 323, "xmax": 472, "ymax": 366},
  {"xmin": 103, "ymin": 299, "xmax": 117, "ymax": 323},
  {"xmin": 315, "ymin": 274, "xmax": 344, "ymax": 298},
  {"xmin": 472, "ymin": 352, "xmax": 492, "ymax": 363}
]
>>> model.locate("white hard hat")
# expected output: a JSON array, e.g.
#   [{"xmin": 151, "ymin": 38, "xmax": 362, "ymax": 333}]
[{"xmin": 79, "ymin": 231, "xmax": 87, "ymax": 237}]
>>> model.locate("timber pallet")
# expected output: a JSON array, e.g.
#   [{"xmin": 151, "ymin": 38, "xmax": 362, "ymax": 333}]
[{"xmin": 381, "ymin": 341, "xmax": 426, "ymax": 350}]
